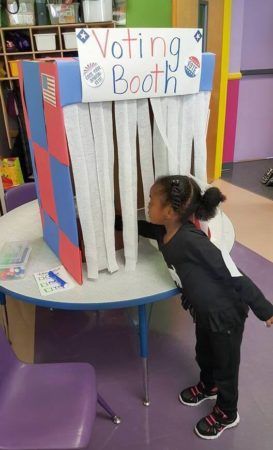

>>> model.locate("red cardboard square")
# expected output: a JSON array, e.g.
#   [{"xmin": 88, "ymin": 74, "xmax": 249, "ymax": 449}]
[
  {"xmin": 59, "ymin": 230, "xmax": 83, "ymax": 285},
  {"xmin": 33, "ymin": 143, "xmax": 57, "ymax": 223}
]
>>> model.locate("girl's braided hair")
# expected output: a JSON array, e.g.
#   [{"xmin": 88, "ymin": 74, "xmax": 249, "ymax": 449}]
[{"xmin": 155, "ymin": 175, "xmax": 226, "ymax": 221}]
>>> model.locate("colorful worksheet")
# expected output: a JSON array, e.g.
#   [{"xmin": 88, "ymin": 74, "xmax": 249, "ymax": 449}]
[{"xmin": 34, "ymin": 265, "xmax": 75, "ymax": 296}]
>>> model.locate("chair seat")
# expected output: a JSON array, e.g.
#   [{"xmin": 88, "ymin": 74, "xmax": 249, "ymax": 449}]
[
  {"xmin": 5, "ymin": 182, "xmax": 37, "ymax": 212},
  {"xmin": 0, "ymin": 362, "xmax": 97, "ymax": 450}
]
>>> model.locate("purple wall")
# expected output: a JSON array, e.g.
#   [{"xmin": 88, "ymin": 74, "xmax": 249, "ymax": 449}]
[
  {"xmin": 229, "ymin": 0, "xmax": 245, "ymax": 73},
  {"xmin": 232, "ymin": 0, "xmax": 273, "ymax": 161},
  {"xmin": 241, "ymin": 0, "xmax": 273, "ymax": 70},
  {"xmin": 234, "ymin": 76, "xmax": 273, "ymax": 161}
]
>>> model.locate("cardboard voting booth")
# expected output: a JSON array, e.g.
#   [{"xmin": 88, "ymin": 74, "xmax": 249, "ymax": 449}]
[{"xmin": 19, "ymin": 28, "xmax": 215, "ymax": 284}]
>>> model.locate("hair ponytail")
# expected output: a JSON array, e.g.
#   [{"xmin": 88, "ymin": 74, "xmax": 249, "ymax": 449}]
[{"xmin": 195, "ymin": 187, "xmax": 226, "ymax": 221}]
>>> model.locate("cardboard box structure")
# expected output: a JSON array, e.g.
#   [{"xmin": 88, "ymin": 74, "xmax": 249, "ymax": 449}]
[{"xmin": 19, "ymin": 53, "xmax": 215, "ymax": 284}]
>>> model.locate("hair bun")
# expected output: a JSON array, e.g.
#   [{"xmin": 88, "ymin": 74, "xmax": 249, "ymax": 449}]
[
  {"xmin": 196, "ymin": 187, "xmax": 226, "ymax": 220},
  {"xmin": 203, "ymin": 187, "xmax": 226, "ymax": 207}
]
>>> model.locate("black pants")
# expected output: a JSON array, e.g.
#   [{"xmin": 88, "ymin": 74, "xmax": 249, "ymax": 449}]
[{"xmin": 195, "ymin": 324, "xmax": 244, "ymax": 418}]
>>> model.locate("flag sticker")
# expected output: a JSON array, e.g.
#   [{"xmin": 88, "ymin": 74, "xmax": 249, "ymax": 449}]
[{"xmin": 42, "ymin": 74, "xmax": 56, "ymax": 107}]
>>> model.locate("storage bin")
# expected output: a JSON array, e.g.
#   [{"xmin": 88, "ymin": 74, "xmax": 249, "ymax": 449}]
[
  {"xmin": 34, "ymin": 33, "xmax": 57, "ymax": 51},
  {"xmin": 8, "ymin": 60, "xmax": 19, "ymax": 77},
  {"xmin": 47, "ymin": 3, "xmax": 79, "ymax": 25},
  {"xmin": 6, "ymin": 0, "xmax": 35, "ymax": 26},
  {"xmin": 62, "ymin": 32, "xmax": 77, "ymax": 50},
  {"xmin": 83, "ymin": 0, "xmax": 112, "ymax": 23},
  {"xmin": 0, "ymin": 241, "xmax": 31, "ymax": 281}
]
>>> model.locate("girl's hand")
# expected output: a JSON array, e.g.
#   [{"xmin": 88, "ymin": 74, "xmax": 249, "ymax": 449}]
[{"xmin": 265, "ymin": 316, "xmax": 273, "ymax": 327}]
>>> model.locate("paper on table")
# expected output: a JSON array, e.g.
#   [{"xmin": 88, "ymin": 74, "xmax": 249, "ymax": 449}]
[{"xmin": 34, "ymin": 266, "xmax": 75, "ymax": 296}]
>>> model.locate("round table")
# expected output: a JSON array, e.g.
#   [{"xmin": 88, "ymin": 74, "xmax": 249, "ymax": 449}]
[{"xmin": 0, "ymin": 200, "xmax": 235, "ymax": 405}]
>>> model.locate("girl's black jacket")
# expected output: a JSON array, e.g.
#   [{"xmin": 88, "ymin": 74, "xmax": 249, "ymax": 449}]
[{"xmin": 117, "ymin": 217, "xmax": 273, "ymax": 332}]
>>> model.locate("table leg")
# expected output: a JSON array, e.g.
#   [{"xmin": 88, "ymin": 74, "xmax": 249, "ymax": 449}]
[
  {"xmin": 138, "ymin": 304, "xmax": 150, "ymax": 406},
  {"xmin": 0, "ymin": 292, "xmax": 9, "ymax": 341},
  {"xmin": 0, "ymin": 291, "xmax": 5, "ymax": 306}
]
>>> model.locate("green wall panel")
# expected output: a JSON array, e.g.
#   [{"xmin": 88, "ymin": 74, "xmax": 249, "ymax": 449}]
[{"xmin": 126, "ymin": 0, "xmax": 172, "ymax": 27}]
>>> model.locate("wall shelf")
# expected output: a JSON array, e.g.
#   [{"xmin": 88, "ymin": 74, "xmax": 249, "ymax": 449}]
[
  {"xmin": 0, "ymin": 21, "xmax": 115, "ymax": 149},
  {"xmin": 0, "ymin": 22, "xmax": 113, "ymax": 31}
]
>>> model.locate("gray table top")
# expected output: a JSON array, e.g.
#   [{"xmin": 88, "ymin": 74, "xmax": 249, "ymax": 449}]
[{"xmin": 0, "ymin": 201, "xmax": 234, "ymax": 310}]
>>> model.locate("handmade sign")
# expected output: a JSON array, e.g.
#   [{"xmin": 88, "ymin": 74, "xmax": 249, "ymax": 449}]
[{"xmin": 77, "ymin": 28, "xmax": 203, "ymax": 102}]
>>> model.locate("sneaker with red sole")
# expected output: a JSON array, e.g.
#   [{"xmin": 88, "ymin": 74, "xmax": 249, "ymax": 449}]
[
  {"xmin": 178, "ymin": 381, "xmax": 218, "ymax": 406},
  {"xmin": 195, "ymin": 405, "xmax": 240, "ymax": 439}
]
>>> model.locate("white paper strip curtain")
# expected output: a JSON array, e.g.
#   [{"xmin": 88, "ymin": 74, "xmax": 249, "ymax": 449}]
[
  {"xmin": 193, "ymin": 91, "xmax": 211, "ymax": 182},
  {"xmin": 152, "ymin": 97, "xmax": 169, "ymax": 178},
  {"xmin": 89, "ymin": 102, "xmax": 118, "ymax": 274},
  {"xmin": 178, "ymin": 94, "xmax": 195, "ymax": 175},
  {"xmin": 137, "ymin": 99, "xmax": 154, "ymax": 218},
  {"xmin": 166, "ymin": 97, "xmax": 180, "ymax": 174},
  {"xmin": 151, "ymin": 95, "xmax": 193, "ymax": 177},
  {"xmin": 115, "ymin": 100, "xmax": 138, "ymax": 271},
  {"xmin": 151, "ymin": 97, "xmax": 181, "ymax": 175},
  {"xmin": 151, "ymin": 92, "xmax": 210, "ymax": 182},
  {"xmin": 64, "ymin": 92, "xmax": 211, "ymax": 277},
  {"xmin": 63, "ymin": 104, "xmax": 107, "ymax": 279}
]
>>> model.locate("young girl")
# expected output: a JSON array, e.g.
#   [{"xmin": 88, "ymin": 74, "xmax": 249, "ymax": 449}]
[{"xmin": 119, "ymin": 175, "xmax": 273, "ymax": 440}]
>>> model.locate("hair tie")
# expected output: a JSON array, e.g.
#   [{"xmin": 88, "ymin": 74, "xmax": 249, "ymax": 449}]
[
  {"xmin": 171, "ymin": 179, "xmax": 180, "ymax": 187},
  {"xmin": 171, "ymin": 179, "xmax": 182, "ymax": 211}
]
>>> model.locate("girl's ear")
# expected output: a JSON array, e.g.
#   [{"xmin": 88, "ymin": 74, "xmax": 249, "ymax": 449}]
[{"xmin": 164, "ymin": 204, "xmax": 176, "ymax": 219}]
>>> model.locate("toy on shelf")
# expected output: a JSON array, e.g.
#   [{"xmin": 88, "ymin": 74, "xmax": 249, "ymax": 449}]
[
  {"xmin": 47, "ymin": 2, "xmax": 80, "ymax": 25},
  {"xmin": 0, "ymin": 157, "xmax": 24, "ymax": 190},
  {"xmin": 5, "ymin": 0, "xmax": 35, "ymax": 26}
]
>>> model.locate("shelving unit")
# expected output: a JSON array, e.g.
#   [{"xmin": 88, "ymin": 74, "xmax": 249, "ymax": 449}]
[
  {"xmin": 0, "ymin": 20, "xmax": 114, "ymax": 216},
  {"xmin": 0, "ymin": 21, "xmax": 114, "ymax": 149}
]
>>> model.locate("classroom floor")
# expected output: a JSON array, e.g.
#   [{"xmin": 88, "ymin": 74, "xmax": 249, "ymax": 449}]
[
  {"xmin": 222, "ymin": 159, "xmax": 273, "ymax": 200},
  {"xmin": 35, "ymin": 160, "xmax": 273, "ymax": 450}
]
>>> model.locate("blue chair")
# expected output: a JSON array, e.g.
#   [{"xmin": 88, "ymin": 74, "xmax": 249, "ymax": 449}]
[
  {"xmin": 4, "ymin": 182, "xmax": 37, "ymax": 212},
  {"xmin": 0, "ymin": 327, "xmax": 120, "ymax": 450}
]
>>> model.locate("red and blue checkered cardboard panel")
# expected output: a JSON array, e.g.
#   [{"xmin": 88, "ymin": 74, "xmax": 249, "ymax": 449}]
[{"xmin": 19, "ymin": 60, "xmax": 82, "ymax": 284}]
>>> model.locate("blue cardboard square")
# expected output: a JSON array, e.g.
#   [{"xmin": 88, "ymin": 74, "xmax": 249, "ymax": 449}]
[
  {"xmin": 43, "ymin": 211, "xmax": 60, "ymax": 256},
  {"xmin": 28, "ymin": 140, "xmax": 40, "ymax": 202},
  {"xmin": 57, "ymin": 59, "xmax": 82, "ymax": 107},
  {"xmin": 50, "ymin": 156, "xmax": 79, "ymax": 247},
  {"xmin": 200, "ymin": 53, "xmax": 216, "ymax": 92},
  {"xmin": 22, "ymin": 61, "xmax": 48, "ymax": 149}
]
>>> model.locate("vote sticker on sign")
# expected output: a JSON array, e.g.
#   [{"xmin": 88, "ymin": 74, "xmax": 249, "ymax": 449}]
[
  {"xmin": 184, "ymin": 56, "xmax": 200, "ymax": 78},
  {"xmin": 83, "ymin": 62, "xmax": 105, "ymax": 88}
]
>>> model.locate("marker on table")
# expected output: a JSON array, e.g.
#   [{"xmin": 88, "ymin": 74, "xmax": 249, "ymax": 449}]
[{"xmin": 48, "ymin": 271, "xmax": 67, "ymax": 287}]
